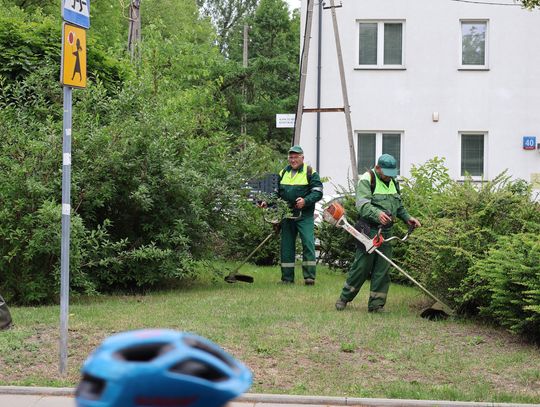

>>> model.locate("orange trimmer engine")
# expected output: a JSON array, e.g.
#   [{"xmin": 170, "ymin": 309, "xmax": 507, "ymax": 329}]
[
  {"xmin": 322, "ymin": 202, "xmax": 381, "ymax": 253},
  {"xmin": 322, "ymin": 201, "xmax": 345, "ymax": 226}
]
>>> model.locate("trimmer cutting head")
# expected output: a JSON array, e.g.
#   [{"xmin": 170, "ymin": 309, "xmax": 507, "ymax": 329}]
[
  {"xmin": 224, "ymin": 274, "xmax": 254, "ymax": 284},
  {"xmin": 420, "ymin": 301, "xmax": 452, "ymax": 320}
]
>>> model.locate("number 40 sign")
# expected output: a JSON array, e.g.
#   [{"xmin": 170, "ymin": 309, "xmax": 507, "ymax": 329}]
[{"xmin": 523, "ymin": 136, "xmax": 537, "ymax": 150}]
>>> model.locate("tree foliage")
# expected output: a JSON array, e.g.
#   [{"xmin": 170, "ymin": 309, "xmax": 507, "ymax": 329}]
[
  {"xmin": 197, "ymin": 0, "xmax": 258, "ymax": 53},
  {"xmin": 0, "ymin": 0, "xmax": 279, "ymax": 304},
  {"xmin": 521, "ymin": 0, "xmax": 540, "ymax": 9},
  {"xmin": 223, "ymin": 0, "xmax": 300, "ymax": 151}
]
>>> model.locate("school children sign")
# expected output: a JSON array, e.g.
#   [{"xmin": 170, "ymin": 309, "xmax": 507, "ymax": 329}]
[{"xmin": 61, "ymin": 23, "xmax": 87, "ymax": 88}]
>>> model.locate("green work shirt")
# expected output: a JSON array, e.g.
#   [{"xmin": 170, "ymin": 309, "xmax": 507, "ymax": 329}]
[
  {"xmin": 356, "ymin": 169, "xmax": 411, "ymax": 227},
  {"xmin": 278, "ymin": 164, "xmax": 323, "ymax": 218}
]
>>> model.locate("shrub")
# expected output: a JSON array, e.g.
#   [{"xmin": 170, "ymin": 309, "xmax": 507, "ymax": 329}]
[
  {"xmin": 400, "ymin": 159, "xmax": 540, "ymax": 316},
  {"xmin": 465, "ymin": 233, "xmax": 540, "ymax": 342}
]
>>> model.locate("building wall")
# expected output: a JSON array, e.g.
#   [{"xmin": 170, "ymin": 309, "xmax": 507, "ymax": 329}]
[{"xmin": 299, "ymin": 0, "xmax": 540, "ymax": 194}]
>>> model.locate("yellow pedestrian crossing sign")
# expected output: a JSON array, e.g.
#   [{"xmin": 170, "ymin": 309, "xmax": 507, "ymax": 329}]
[{"xmin": 61, "ymin": 23, "xmax": 87, "ymax": 88}]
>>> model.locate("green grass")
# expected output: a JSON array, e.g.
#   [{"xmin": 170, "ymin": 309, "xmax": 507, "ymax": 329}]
[{"xmin": 1, "ymin": 263, "xmax": 539, "ymax": 404}]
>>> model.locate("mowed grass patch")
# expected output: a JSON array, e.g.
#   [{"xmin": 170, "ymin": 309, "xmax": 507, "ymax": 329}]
[{"xmin": 0, "ymin": 262, "xmax": 539, "ymax": 403}]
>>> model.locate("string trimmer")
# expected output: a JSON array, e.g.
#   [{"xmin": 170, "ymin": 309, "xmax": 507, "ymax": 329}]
[
  {"xmin": 224, "ymin": 208, "xmax": 300, "ymax": 284},
  {"xmin": 323, "ymin": 202, "xmax": 454, "ymax": 319}
]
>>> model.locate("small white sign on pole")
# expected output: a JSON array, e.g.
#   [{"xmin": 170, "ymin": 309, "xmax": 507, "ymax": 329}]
[{"xmin": 276, "ymin": 114, "xmax": 296, "ymax": 128}]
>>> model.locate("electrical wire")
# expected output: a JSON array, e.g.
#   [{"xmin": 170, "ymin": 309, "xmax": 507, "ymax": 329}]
[{"xmin": 448, "ymin": 0, "xmax": 523, "ymax": 6}]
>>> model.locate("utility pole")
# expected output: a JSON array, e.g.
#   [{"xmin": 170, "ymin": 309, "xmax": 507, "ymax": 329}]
[
  {"xmin": 328, "ymin": 0, "xmax": 357, "ymax": 183},
  {"xmin": 293, "ymin": 0, "xmax": 315, "ymax": 145},
  {"xmin": 128, "ymin": 0, "xmax": 141, "ymax": 62},
  {"xmin": 242, "ymin": 24, "xmax": 249, "ymax": 135},
  {"xmin": 293, "ymin": 0, "xmax": 358, "ymax": 184}
]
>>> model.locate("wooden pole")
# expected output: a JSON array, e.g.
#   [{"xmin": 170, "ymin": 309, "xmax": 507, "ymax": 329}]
[
  {"xmin": 328, "ymin": 0, "xmax": 358, "ymax": 183},
  {"xmin": 293, "ymin": 0, "xmax": 315, "ymax": 145},
  {"xmin": 128, "ymin": 0, "xmax": 141, "ymax": 62},
  {"xmin": 242, "ymin": 24, "xmax": 249, "ymax": 136}
]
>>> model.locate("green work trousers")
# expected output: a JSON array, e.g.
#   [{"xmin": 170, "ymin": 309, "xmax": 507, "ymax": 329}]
[
  {"xmin": 280, "ymin": 216, "xmax": 316, "ymax": 282},
  {"xmin": 339, "ymin": 242, "xmax": 393, "ymax": 310}
]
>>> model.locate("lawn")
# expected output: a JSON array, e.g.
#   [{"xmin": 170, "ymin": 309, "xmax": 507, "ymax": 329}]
[{"xmin": 0, "ymin": 263, "xmax": 539, "ymax": 404}]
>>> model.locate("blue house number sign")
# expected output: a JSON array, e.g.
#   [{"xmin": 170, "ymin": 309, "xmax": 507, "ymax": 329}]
[{"xmin": 523, "ymin": 136, "xmax": 536, "ymax": 150}]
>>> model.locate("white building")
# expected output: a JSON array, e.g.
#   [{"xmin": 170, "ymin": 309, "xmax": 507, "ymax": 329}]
[{"xmin": 298, "ymin": 0, "xmax": 540, "ymax": 194}]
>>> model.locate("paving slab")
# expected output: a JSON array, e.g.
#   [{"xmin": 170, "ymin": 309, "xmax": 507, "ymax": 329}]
[{"xmin": 0, "ymin": 394, "xmax": 42, "ymax": 407}]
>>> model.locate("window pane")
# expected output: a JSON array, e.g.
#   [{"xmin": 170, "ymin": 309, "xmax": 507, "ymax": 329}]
[
  {"xmin": 358, "ymin": 133, "xmax": 376, "ymax": 173},
  {"xmin": 359, "ymin": 23, "xmax": 377, "ymax": 65},
  {"xmin": 462, "ymin": 22, "xmax": 486, "ymax": 65},
  {"xmin": 384, "ymin": 23, "xmax": 402, "ymax": 65},
  {"xmin": 382, "ymin": 133, "xmax": 401, "ymax": 175},
  {"xmin": 461, "ymin": 134, "xmax": 484, "ymax": 176}
]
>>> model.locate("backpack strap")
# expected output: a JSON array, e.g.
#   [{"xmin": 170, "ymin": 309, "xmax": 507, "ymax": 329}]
[{"xmin": 369, "ymin": 169, "xmax": 376, "ymax": 194}]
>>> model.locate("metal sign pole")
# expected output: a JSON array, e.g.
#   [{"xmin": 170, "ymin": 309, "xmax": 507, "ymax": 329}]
[
  {"xmin": 60, "ymin": 0, "xmax": 89, "ymax": 377},
  {"xmin": 59, "ymin": 85, "xmax": 72, "ymax": 375}
]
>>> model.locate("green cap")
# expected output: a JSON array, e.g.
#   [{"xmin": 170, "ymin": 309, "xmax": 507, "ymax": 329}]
[
  {"xmin": 377, "ymin": 154, "xmax": 398, "ymax": 177},
  {"xmin": 288, "ymin": 145, "xmax": 303, "ymax": 154}
]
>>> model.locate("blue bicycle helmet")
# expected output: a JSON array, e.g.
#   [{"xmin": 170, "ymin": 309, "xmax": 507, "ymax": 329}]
[{"xmin": 76, "ymin": 329, "xmax": 252, "ymax": 407}]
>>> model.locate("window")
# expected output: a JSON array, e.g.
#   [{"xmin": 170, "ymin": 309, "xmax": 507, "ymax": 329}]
[
  {"xmin": 358, "ymin": 132, "xmax": 402, "ymax": 174},
  {"xmin": 461, "ymin": 133, "xmax": 485, "ymax": 176},
  {"xmin": 358, "ymin": 21, "xmax": 404, "ymax": 68},
  {"xmin": 460, "ymin": 20, "xmax": 488, "ymax": 69},
  {"xmin": 358, "ymin": 133, "xmax": 376, "ymax": 172}
]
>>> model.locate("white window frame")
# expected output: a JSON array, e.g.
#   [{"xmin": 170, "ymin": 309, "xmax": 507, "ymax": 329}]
[
  {"xmin": 355, "ymin": 20, "xmax": 406, "ymax": 70},
  {"xmin": 459, "ymin": 19, "xmax": 489, "ymax": 71},
  {"xmin": 459, "ymin": 131, "xmax": 488, "ymax": 180},
  {"xmin": 357, "ymin": 131, "xmax": 403, "ymax": 175}
]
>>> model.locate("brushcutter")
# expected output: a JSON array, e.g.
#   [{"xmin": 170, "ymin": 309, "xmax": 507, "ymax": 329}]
[
  {"xmin": 224, "ymin": 208, "xmax": 301, "ymax": 284},
  {"xmin": 323, "ymin": 202, "xmax": 454, "ymax": 319}
]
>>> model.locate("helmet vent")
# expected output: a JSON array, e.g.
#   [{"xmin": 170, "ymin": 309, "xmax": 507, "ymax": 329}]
[
  {"xmin": 183, "ymin": 337, "xmax": 235, "ymax": 369},
  {"xmin": 169, "ymin": 359, "xmax": 227, "ymax": 382},
  {"xmin": 115, "ymin": 342, "xmax": 173, "ymax": 362},
  {"xmin": 76, "ymin": 373, "xmax": 106, "ymax": 401}
]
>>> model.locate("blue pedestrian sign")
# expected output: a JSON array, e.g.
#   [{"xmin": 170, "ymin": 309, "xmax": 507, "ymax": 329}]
[
  {"xmin": 62, "ymin": 0, "xmax": 90, "ymax": 29},
  {"xmin": 523, "ymin": 136, "xmax": 536, "ymax": 150}
]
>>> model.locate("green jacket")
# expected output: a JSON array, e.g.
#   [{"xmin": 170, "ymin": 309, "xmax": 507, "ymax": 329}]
[
  {"xmin": 356, "ymin": 169, "xmax": 411, "ymax": 228},
  {"xmin": 278, "ymin": 164, "xmax": 323, "ymax": 218}
]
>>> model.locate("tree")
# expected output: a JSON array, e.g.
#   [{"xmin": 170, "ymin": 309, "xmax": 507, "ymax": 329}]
[
  {"xmin": 223, "ymin": 0, "xmax": 300, "ymax": 150},
  {"xmin": 0, "ymin": 0, "xmax": 278, "ymax": 304},
  {"xmin": 197, "ymin": 0, "xmax": 258, "ymax": 53}
]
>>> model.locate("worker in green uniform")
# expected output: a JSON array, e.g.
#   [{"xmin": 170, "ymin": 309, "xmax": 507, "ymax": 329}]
[
  {"xmin": 274, "ymin": 145, "xmax": 323, "ymax": 285},
  {"xmin": 335, "ymin": 154, "xmax": 421, "ymax": 312}
]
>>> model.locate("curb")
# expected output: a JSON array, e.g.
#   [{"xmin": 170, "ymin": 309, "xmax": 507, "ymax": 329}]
[{"xmin": 0, "ymin": 386, "xmax": 537, "ymax": 406}]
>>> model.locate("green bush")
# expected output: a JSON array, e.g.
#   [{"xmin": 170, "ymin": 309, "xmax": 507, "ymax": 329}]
[
  {"xmin": 0, "ymin": 4, "xmax": 279, "ymax": 304},
  {"xmin": 399, "ymin": 159, "xmax": 540, "ymax": 317},
  {"xmin": 466, "ymin": 233, "xmax": 540, "ymax": 342}
]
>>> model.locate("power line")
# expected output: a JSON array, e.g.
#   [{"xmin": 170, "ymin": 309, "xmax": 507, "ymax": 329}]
[{"xmin": 448, "ymin": 0, "xmax": 523, "ymax": 6}]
